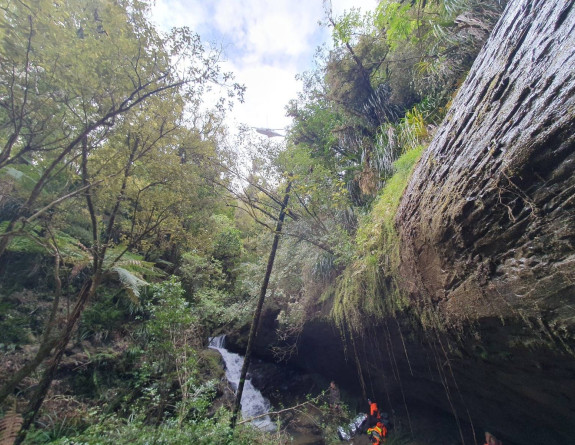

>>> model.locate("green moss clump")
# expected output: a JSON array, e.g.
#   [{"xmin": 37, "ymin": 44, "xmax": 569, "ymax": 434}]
[{"xmin": 333, "ymin": 145, "xmax": 424, "ymax": 332}]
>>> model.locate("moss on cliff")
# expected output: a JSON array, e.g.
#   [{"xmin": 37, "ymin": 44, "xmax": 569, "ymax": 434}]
[{"xmin": 332, "ymin": 145, "xmax": 424, "ymax": 333}]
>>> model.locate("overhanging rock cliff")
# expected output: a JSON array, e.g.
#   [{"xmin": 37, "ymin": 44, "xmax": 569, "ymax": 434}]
[
  {"xmin": 398, "ymin": 0, "xmax": 574, "ymax": 343},
  {"xmin": 395, "ymin": 0, "xmax": 575, "ymax": 443}
]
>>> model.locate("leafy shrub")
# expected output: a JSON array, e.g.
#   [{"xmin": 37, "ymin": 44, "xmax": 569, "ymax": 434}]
[
  {"xmin": 79, "ymin": 292, "xmax": 127, "ymax": 342},
  {"xmin": 179, "ymin": 252, "xmax": 226, "ymax": 293},
  {"xmin": 37, "ymin": 409, "xmax": 277, "ymax": 445}
]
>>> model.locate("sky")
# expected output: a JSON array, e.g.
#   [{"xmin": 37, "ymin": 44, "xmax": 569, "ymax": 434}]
[{"xmin": 150, "ymin": 0, "xmax": 379, "ymax": 134}]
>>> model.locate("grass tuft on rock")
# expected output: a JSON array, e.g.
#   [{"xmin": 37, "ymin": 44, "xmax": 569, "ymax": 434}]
[{"xmin": 333, "ymin": 145, "xmax": 424, "ymax": 333}]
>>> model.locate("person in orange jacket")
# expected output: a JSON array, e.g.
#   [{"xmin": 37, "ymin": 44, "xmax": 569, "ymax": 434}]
[
  {"xmin": 367, "ymin": 399, "xmax": 381, "ymax": 427},
  {"xmin": 367, "ymin": 421, "xmax": 387, "ymax": 444}
]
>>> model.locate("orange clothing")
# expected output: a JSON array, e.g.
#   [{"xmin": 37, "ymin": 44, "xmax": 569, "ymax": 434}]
[
  {"xmin": 485, "ymin": 432, "xmax": 502, "ymax": 445},
  {"xmin": 370, "ymin": 402, "xmax": 380, "ymax": 418},
  {"xmin": 367, "ymin": 422, "xmax": 387, "ymax": 444}
]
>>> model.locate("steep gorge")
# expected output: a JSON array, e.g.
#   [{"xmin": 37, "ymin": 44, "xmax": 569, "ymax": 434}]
[
  {"xmin": 2, "ymin": 0, "xmax": 570, "ymax": 443},
  {"xmin": 240, "ymin": 1, "xmax": 575, "ymax": 444}
]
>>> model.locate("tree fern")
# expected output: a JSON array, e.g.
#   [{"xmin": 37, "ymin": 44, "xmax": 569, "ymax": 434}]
[
  {"xmin": 0, "ymin": 222, "xmax": 46, "ymax": 253},
  {"xmin": 102, "ymin": 247, "xmax": 164, "ymax": 278},
  {"xmin": 111, "ymin": 266, "xmax": 149, "ymax": 304},
  {"xmin": 441, "ymin": 0, "xmax": 470, "ymax": 17},
  {"xmin": 102, "ymin": 249, "xmax": 164, "ymax": 304}
]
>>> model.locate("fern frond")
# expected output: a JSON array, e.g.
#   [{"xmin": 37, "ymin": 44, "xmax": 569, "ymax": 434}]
[
  {"xmin": 121, "ymin": 261, "xmax": 165, "ymax": 278},
  {"xmin": 0, "ymin": 222, "xmax": 46, "ymax": 253},
  {"xmin": 0, "ymin": 410, "xmax": 23, "ymax": 445},
  {"xmin": 102, "ymin": 247, "xmax": 164, "ymax": 278},
  {"xmin": 0, "ymin": 165, "xmax": 41, "ymax": 195},
  {"xmin": 111, "ymin": 266, "xmax": 149, "ymax": 304}
]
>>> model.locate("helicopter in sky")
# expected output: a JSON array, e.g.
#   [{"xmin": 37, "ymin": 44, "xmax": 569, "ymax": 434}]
[{"xmin": 254, "ymin": 127, "xmax": 285, "ymax": 138}]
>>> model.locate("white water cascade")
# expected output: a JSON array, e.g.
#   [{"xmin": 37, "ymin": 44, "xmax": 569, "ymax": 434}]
[{"xmin": 208, "ymin": 335, "xmax": 275, "ymax": 431}]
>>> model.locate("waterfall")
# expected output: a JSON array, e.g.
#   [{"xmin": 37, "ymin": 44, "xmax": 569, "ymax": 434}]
[{"xmin": 209, "ymin": 335, "xmax": 275, "ymax": 431}]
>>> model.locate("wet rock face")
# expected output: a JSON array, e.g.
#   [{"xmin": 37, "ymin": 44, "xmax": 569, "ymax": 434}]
[
  {"xmin": 397, "ymin": 0, "xmax": 575, "ymax": 343},
  {"xmin": 393, "ymin": 0, "xmax": 575, "ymax": 443}
]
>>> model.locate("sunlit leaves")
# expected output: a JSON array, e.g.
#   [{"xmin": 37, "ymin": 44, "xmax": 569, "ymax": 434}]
[
  {"xmin": 375, "ymin": 1, "xmax": 421, "ymax": 51},
  {"xmin": 0, "ymin": 0, "xmax": 236, "ymax": 265},
  {"xmin": 331, "ymin": 8, "xmax": 374, "ymax": 47}
]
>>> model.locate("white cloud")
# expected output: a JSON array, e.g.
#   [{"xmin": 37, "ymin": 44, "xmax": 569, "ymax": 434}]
[
  {"xmin": 210, "ymin": 0, "xmax": 324, "ymax": 63},
  {"xmin": 150, "ymin": 0, "xmax": 380, "ymax": 132},
  {"xmin": 231, "ymin": 65, "xmax": 299, "ymax": 130},
  {"xmin": 150, "ymin": 0, "xmax": 208, "ymax": 31}
]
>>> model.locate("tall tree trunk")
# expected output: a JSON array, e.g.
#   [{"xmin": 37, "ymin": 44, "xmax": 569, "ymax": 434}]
[{"xmin": 230, "ymin": 181, "xmax": 292, "ymax": 429}]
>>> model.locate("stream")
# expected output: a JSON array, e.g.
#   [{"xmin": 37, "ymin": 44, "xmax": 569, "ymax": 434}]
[
  {"xmin": 209, "ymin": 336, "xmax": 473, "ymax": 445},
  {"xmin": 208, "ymin": 335, "xmax": 275, "ymax": 431}
]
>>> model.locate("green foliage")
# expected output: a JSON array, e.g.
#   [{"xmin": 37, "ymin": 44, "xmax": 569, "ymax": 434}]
[
  {"xmin": 110, "ymin": 267, "xmax": 148, "ymax": 304},
  {"xmin": 0, "ymin": 166, "xmax": 43, "ymax": 198},
  {"xmin": 333, "ymin": 145, "xmax": 424, "ymax": 332},
  {"xmin": 78, "ymin": 284, "xmax": 149, "ymax": 344},
  {"xmin": 0, "ymin": 0, "xmax": 241, "ymax": 276},
  {"xmin": 278, "ymin": 0, "xmax": 486, "ymax": 338},
  {"xmin": 145, "ymin": 278, "xmax": 199, "ymax": 350},
  {"xmin": 32, "ymin": 408, "xmax": 277, "ymax": 445},
  {"xmin": 0, "ymin": 223, "xmax": 45, "ymax": 254},
  {"xmin": 23, "ymin": 415, "xmax": 86, "ymax": 445},
  {"xmin": 286, "ymin": 99, "xmax": 342, "ymax": 167},
  {"xmin": 127, "ymin": 278, "xmax": 221, "ymax": 423},
  {"xmin": 194, "ymin": 287, "xmax": 250, "ymax": 331},
  {"xmin": 331, "ymin": 8, "xmax": 373, "ymax": 46},
  {"xmin": 179, "ymin": 252, "xmax": 226, "ymax": 293},
  {"xmin": 285, "ymin": 0, "xmax": 502, "ymax": 208},
  {"xmin": 358, "ymin": 144, "xmax": 425, "ymax": 254},
  {"xmin": 211, "ymin": 215, "xmax": 243, "ymax": 287},
  {"xmin": 177, "ymin": 214, "xmax": 245, "ymax": 293},
  {"xmin": 277, "ymin": 144, "xmax": 349, "ymax": 210},
  {"xmin": 0, "ymin": 1, "xmax": 508, "ymax": 442},
  {"xmin": 375, "ymin": 1, "xmax": 421, "ymax": 51}
]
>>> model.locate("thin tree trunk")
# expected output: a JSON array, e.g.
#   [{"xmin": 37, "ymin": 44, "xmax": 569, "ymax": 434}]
[
  {"xmin": 12, "ymin": 130, "xmax": 144, "ymax": 441},
  {"xmin": 0, "ymin": 248, "xmax": 62, "ymax": 405},
  {"xmin": 14, "ymin": 276, "xmax": 100, "ymax": 444},
  {"xmin": 0, "ymin": 339, "xmax": 57, "ymax": 405},
  {"xmin": 230, "ymin": 181, "xmax": 292, "ymax": 429}
]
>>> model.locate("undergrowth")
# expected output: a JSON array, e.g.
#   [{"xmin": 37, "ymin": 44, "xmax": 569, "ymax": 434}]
[{"xmin": 23, "ymin": 409, "xmax": 277, "ymax": 445}]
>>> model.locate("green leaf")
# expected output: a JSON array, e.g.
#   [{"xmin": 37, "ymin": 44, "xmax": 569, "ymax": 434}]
[{"xmin": 111, "ymin": 266, "xmax": 149, "ymax": 304}]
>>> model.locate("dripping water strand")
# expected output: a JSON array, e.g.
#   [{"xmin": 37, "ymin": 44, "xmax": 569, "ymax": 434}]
[
  {"xmin": 368, "ymin": 323, "xmax": 394, "ymax": 414},
  {"xmin": 384, "ymin": 319, "xmax": 413, "ymax": 436}
]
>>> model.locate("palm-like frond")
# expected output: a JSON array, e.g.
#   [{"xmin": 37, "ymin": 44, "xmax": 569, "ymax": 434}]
[
  {"xmin": 0, "ymin": 165, "xmax": 42, "ymax": 195},
  {"xmin": 111, "ymin": 266, "xmax": 149, "ymax": 304},
  {"xmin": 102, "ymin": 247, "xmax": 164, "ymax": 277}
]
